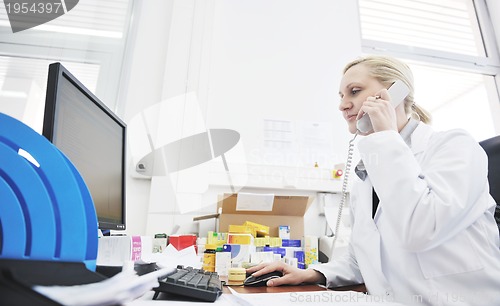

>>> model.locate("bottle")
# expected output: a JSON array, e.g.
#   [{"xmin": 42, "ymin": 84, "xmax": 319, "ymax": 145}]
[{"xmin": 202, "ymin": 244, "xmax": 216, "ymax": 272}]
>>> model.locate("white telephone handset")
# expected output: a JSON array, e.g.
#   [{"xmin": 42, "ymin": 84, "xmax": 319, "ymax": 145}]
[{"xmin": 356, "ymin": 80, "xmax": 410, "ymax": 134}]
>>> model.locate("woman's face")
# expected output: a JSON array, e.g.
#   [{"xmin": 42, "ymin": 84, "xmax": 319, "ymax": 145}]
[{"xmin": 338, "ymin": 63, "xmax": 386, "ymax": 134}]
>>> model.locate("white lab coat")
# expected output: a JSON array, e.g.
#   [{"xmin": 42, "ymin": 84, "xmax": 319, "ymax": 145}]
[{"xmin": 311, "ymin": 122, "xmax": 500, "ymax": 306}]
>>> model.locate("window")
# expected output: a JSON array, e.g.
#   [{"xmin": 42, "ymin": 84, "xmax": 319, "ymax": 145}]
[
  {"xmin": 359, "ymin": 0, "xmax": 500, "ymax": 141},
  {"xmin": 0, "ymin": 0, "xmax": 133, "ymax": 133}
]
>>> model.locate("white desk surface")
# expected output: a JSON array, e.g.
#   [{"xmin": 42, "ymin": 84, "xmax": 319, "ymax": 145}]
[{"xmin": 128, "ymin": 289, "xmax": 406, "ymax": 306}]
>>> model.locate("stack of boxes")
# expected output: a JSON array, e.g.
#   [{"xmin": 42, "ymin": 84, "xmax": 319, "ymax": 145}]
[
  {"xmin": 203, "ymin": 222, "xmax": 318, "ymax": 279},
  {"xmin": 194, "ymin": 193, "xmax": 318, "ymax": 282}
]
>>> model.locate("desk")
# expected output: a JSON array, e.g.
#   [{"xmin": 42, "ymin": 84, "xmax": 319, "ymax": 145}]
[{"xmin": 227, "ymin": 283, "xmax": 367, "ymax": 294}]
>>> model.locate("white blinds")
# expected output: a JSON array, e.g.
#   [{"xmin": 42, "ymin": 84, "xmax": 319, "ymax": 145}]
[
  {"xmin": 359, "ymin": 0, "xmax": 485, "ymax": 57},
  {"xmin": 0, "ymin": 0, "xmax": 133, "ymax": 130}
]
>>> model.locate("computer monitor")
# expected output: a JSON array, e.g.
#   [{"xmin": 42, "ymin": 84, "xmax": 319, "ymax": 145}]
[{"xmin": 42, "ymin": 62, "xmax": 126, "ymax": 231}]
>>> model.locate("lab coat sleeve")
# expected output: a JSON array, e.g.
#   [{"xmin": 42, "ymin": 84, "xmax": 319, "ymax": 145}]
[
  {"xmin": 308, "ymin": 240, "xmax": 364, "ymax": 288},
  {"xmin": 358, "ymin": 129, "xmax": 490, "ymax": 252}
]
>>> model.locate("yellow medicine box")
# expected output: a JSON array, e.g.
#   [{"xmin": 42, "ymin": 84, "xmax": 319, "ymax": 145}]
[
  {"xmin": 228, "ymin": 224, "xmax": 256, "ymax": 237},
  {"xmin": 227, "ymin": 233, "xmax": 254, "ymax": 245},
  {"xmin": 243, "ymin": 221, "xmax": 269, "ymax": 237}
]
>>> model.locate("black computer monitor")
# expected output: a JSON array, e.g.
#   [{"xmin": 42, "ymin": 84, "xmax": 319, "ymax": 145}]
[{"xmin": 42, "ymin": 62, "xmax": 126, "ymax": 231}]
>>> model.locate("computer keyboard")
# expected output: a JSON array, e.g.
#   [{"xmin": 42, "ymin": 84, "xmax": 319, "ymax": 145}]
[{"xmin": 153, "ymin": 265, "xmax": 224, "ymax": 302}]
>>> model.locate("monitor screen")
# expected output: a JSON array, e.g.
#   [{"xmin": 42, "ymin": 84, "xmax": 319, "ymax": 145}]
[{"xmin": 42, "ymin": 63, "xmax": 126, "ymax": 231}]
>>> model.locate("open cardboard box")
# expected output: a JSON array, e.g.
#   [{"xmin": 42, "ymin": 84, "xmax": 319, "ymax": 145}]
[{"xmin": 194, "ymin": 193, "xmax": 314, "ymax": 240}]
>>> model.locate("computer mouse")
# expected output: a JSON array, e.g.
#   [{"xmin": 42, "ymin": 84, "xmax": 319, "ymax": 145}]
[{"xmin": 243, "ymin": 270, "xmax": 283, "ymax": 287}]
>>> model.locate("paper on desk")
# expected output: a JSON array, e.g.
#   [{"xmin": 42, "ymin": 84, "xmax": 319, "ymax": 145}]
[
  {"xmin": 236, "ymin": 192, "xmax": 274, "ymax": 211},
  {"xmin": 150, "ymin": 244, "xmax": 201, "ymax": 270},
  {"xmin": 33, "ymin": 267, "xmax": 175, "ymax": 306},
  {"xmin": 226, "ymin": 287, "xmax": 406, "ymax": 306}
]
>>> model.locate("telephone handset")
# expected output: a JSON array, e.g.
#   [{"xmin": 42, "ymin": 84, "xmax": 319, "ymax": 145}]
[
  {"xmin": 330, "ymin": 80, "xmax": 410, "ymax": 255},
  {"xmin": 356, "ymin": 80, "xmax": 410, "ymax": 134}
]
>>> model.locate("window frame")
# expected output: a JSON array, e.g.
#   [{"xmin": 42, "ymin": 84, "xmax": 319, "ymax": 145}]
[
  {"xmin": 359, "ymin": 0, "xmax": 500, "ymax": 135},
  {"xmin": 0, "ymin": 0, "xmax": 134, "ymax": 112}
]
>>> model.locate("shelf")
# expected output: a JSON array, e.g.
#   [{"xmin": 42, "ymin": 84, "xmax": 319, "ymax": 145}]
[{"xmin": 208, "ymin": 163, "xmax": 343, "ymax": 193}]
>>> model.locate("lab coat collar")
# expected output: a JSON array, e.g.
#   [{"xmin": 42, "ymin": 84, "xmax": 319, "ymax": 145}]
[
  {"xmin": 355, "ymin": 118, "xmax": 423, "ymax": 181},
  {"xmin": 409, "ymin": 121, "xmax": 433, "ymax": 155}
]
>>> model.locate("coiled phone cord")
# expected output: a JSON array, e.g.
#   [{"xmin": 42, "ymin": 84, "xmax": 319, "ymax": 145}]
[{"xmin": 330, "ymin": 132, "xmax": 358, "ymax": 254}]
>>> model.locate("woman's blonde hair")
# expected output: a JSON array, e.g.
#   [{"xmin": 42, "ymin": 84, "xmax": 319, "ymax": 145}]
[{"xmin": 343, "ymin": 55, "xmax": 431, "ymax": 124}]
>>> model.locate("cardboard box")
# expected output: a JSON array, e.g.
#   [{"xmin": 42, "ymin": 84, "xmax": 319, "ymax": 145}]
[{"xmin": 196, "ymin": 194, "xmax": 313, "ymax": 240}]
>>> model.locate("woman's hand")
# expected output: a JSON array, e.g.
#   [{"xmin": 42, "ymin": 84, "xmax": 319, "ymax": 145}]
[
  {"xmin": 356, "ymin": 88, "xmax": 398, "ymax": 134},
  {"xmin": 246, "ymin": 261, "xmax": 325, "ymax": 287}
]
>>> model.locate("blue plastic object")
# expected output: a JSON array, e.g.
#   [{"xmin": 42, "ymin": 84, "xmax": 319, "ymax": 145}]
[{"xmin": 0, "ymin": 113, "xmax": 98, "ymax": 270}]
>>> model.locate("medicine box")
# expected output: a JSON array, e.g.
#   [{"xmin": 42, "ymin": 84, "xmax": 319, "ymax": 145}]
[
  {"xmin": 304, "ymin": 235, "xmax": 319, "ymax": 267},
  {"xmin": 168, "ymin": 234, "xmax": 197, "ymax": 251},
  {"xmin": 279, "ymin": 225, "xmax": 291, "ymax": 239},
  {"xmin": 223, "ymin": 244, "xmax": 256, "ymax": 265}
]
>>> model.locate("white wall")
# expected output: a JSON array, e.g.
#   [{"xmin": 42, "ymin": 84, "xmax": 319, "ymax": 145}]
[
  {"xmin": 119, "ymin": 0, "xmax": 362, "ymax": 237},
  {"xmin": 207, "ymin": 0, "xmax": 358, "ymax": 167},
  {"xmin": 117, "ymin": 0, "xmax": 175, "ymax": 235}
]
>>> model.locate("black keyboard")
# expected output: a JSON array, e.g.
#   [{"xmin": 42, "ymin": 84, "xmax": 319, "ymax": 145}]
[{"xmin": 153, "ymin": 265, "xmax": 224, "ymax": 302}]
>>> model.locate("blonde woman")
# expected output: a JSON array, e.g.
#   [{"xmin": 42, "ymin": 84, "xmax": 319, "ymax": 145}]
[{"xmin": 247, "ymin": 55, "xmax": 500, "ymax": 305}]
